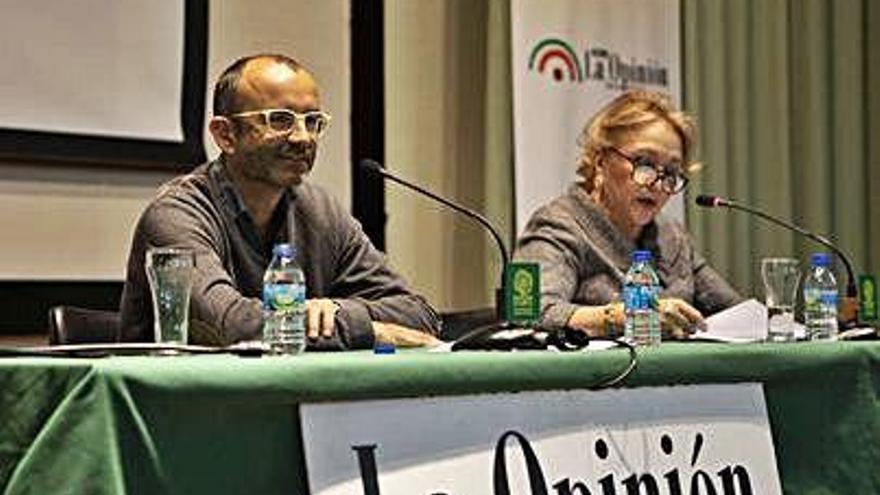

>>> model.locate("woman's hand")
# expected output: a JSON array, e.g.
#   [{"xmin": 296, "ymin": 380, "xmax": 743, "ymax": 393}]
[
  {"xmin": 566, "ymin": 299, "xmax": 704, "ymax": 340},
  {"xmin": 655, "ymin": 298, "xmax": 706, "ymax": 339},
  {"xmin": 566, "ymin": 303, "xmax": 624, "ymax": 338}
]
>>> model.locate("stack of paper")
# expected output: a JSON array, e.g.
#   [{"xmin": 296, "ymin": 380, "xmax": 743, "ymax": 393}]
[{"xmin": 698, "ymin": 299, "xmax": 768, "ymax": 343}]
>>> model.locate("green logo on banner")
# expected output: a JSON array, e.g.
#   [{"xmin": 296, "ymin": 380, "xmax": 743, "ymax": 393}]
[
  {"xmin": 859, "ymin": 275, "xmax": 878, "ymax": 322},
  {"xmin": 505, "ymin": 262, "xmax": 540, "ymax": 324}
]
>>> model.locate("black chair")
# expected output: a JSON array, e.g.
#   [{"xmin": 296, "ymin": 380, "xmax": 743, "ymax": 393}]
[
  {"xmin": 439, "ymin": 307, "xmax": 498, "ymax": 341},
  {"xmin": 48, "ymin": 306, "xmax": 120, "ymax": 345}
]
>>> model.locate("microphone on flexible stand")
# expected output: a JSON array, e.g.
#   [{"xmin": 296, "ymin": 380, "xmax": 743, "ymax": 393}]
[
  {"xmin": 360, "ymin": 159, "xmax": 587, "ymax": 351},
  {"xmin": 695, "ymin": 194, "xmax": 859, "ymax": 328},
  {"xmin": 360, "ymin": 158, "xmax": 509, "ymax": 320}
]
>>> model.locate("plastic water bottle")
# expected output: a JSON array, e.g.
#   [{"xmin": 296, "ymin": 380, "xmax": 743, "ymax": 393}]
[
  {"xmin": 262, "ymin": 243, "xmax": 307, "ymax": 354},
  {"xmin": 623, "ymin": 250, "xmax": 661, "ymax": 346},
  {"xmin": 802, "ymin": 252, "xmax": 838, "ymax": 340}
]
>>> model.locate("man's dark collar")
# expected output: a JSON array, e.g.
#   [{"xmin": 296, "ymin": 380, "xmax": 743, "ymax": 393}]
[
  {"xmin": 210, "ymin": 156, "xmax": 296, "ymax": 254},
  {"xmin": 210, "ymin": 156, "xmax": 295, "ymax": 219}
]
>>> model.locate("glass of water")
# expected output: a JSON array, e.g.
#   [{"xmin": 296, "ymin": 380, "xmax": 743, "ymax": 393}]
[
  {"xmin": 761, "ymin": 258, "xmax": 801, "ymax": 342},
  {"xmin": 146, "ymin": 247, "xmax": 196, "ymax": 345}
]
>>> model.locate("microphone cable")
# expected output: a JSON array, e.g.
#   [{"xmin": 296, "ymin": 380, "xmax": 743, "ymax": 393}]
[{"xmin": 585, "ymin": 338, "xmax": 639, "ymax": 390}]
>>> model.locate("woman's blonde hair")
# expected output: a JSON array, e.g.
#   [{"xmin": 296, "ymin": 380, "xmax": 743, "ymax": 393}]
[{"xmin": 577, "ymin": 90, "xmax": 697, "ymax": 193}]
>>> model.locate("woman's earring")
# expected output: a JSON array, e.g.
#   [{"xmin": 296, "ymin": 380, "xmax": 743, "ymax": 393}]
[{"xmin": 594, "ymin": 156, "xmax": 606, "ymax": 190}]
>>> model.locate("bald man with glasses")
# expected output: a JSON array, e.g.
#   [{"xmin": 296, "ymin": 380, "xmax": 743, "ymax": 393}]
[{"xmin": 120, "ymin": 54, "xmax": 440, "ymax": 349}]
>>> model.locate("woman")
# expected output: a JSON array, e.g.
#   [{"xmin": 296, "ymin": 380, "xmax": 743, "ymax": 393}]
[{"xmin": 514, "ymin": 90, "xmax": 741, "ymax": 339}]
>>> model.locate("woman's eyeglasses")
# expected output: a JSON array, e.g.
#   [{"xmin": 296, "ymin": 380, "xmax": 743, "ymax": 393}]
[{"xmin": 606, "ymin": 146, "xmax": 689, "ymax": 194}]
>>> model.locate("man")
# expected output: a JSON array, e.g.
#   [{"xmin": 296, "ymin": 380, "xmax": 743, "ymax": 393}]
[{"xmin": 120, "ymin": 54, "xmax": 440, "ymax": 349}]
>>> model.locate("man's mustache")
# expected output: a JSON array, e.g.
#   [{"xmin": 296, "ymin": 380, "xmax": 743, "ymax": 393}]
[{"xmin": 278, "ymin": 143, "xmax": 315, "ymax": 158}]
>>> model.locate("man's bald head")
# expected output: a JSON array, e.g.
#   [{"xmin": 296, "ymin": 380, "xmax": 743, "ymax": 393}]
[{"xmin": 212, "ymin": 54, "xmax": 309, "ymax": 117}]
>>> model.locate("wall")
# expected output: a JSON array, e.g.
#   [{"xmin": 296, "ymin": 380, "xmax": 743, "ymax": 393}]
[{"xmin": 385, "ymin": 0, "xmax": 511, "ymax": 312}]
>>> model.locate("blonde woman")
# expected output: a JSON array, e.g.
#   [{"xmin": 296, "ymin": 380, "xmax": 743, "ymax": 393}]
[{"xmin": 514, "ymin": 90, "xmax": 741, "ymax": 339}]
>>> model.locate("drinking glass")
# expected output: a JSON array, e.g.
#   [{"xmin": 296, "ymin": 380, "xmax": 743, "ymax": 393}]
[
  {"xmin": 761, "ymin": 258, "xmax": 800, "ymax": 342},
  {"xmin": 146, "ymin": 247, "xmax": 196, "ymax": 345}
]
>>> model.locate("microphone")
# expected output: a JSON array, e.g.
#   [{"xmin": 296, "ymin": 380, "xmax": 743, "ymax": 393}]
[
  {"xmin": 361, "ymin": 159, "xmax": 583, "ymax": 350},
  {"xmin": 695, "ymin": 194, "xmax": 859, "ymax": 326}
]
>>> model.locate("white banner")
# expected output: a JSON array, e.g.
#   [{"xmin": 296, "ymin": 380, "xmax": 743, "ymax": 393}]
[
  {"xmin": 302, "ymin": 384, "xmax": 782, "ymax": 494},
  {"xmin": 512, "ymin": 0, "xmax": 681, "ymax": 232}
]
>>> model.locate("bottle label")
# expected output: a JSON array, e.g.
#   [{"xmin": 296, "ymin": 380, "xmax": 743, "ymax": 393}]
[
  {"xmin": 803, "ymin": 288, "xmax": 819, "ymax": 311},
  {"xmin": 263, "ymin": 283, "xmax": 306, "ymax": 311},
  {"xmin": 804, "ymin": 288, "xmax": 837, "ymax": 308},
  {"xmin": 819, "ymin": 290, "xmax": 837, "ymax": 306},
  {"xmin": 624, "ymin": 285, "xmax": 657, "ymax": 311}
]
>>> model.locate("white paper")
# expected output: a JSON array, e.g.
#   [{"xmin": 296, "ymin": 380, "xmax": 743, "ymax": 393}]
[{"xmin": 699, "ymin": 299, "xmax": 768, "ymax": 342}]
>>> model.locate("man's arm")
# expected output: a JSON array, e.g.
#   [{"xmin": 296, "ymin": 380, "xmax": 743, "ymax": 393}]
[
  {"xmin": 318, "ymin": 206, "xmax": 441, "ymax": 348},
  {"xmin": 372, "ymin": 321, "xmax": 442, "ymax": 347},
  {"xmin": 120, "ymin": 193, "xmax": 263, "ymax": 345}
]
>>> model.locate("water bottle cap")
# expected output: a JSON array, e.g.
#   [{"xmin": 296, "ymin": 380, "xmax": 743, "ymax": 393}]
[
  {"xmin": 631, "ymin": 250, "xmax": 652, "ymax": 263},
  {"xmin": 273, "ymin": 243, "xmax": 294, "ymax": 258},
  {"xmin": 810, "ymin": 252, "xmax": 832, "ymax": 267}
]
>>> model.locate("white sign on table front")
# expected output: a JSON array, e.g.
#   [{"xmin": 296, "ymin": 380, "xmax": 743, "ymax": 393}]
[{"xmin": 301, "ymin": 383, "xmax": 782, "ymax": 494}]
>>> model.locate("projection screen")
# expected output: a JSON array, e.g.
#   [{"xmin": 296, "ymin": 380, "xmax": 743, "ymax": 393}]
[{"xmin": 0, "ymin": 0, "xmax": 207, "ymax": 167}]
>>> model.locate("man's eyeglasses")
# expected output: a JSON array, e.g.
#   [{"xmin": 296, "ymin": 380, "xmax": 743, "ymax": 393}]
[
  {"xmin": 606, "ymin": 146, "xmax": 689, "ymax": 194},
  {"xmin": 228, "ymin": 108, "xmax": 332, "ymax": 138}
]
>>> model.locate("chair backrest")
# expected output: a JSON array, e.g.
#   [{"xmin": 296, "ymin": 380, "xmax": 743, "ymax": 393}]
[
  {"xmin": 439, "ymin": 307, "xmax": 498, "ymax": 341},
  {"xmin": 48, "ymin": 306, "xmax": 120, "ymax": 345}
]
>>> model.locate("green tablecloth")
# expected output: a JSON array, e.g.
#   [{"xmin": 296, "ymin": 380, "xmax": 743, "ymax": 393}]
[{"xmin": 0, "ymin": 342, "xmax": 878, "ymax": 494}]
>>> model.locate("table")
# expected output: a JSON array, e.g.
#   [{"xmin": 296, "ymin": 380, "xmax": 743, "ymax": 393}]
[{"xmin": 1, "ymin": 342, "xmax": 878, "ymax": 494}]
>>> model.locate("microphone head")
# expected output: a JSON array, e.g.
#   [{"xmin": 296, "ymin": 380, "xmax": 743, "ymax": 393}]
[
  {"xmin": 695, "ymin": 194, "xmax": 723, "ymax": 208},
  {"xmin": 359, "ymin": 159, "xmax": 383, "ymax": 175}
]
